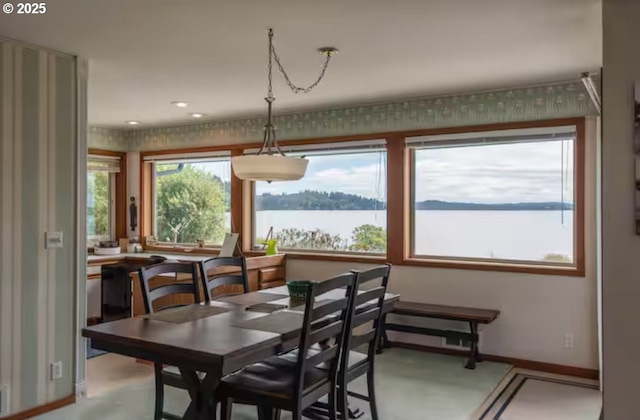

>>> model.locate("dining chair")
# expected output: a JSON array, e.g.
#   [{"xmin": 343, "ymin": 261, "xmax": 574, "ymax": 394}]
[
  {"xmin": 217, "ymin": 272, "xmax": 358, "ymax": 420},
  {"xmin": 199, "ymin": 256, "xmax": 249, "ymax": 301},
  {"xmin": 337, "ymin": 264, "xmax": 392, "ymax": 420},
  {"xmin": 138, "ymin": 261, "xmax": 201, "ymax": 420}
]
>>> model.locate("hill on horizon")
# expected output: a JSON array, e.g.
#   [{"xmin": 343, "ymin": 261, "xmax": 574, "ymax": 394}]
[{"xmin": 255, "ymin": 190, "xmax": 573, "ymax": 211}]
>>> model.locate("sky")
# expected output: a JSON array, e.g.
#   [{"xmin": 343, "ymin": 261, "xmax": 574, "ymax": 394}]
[{"xmin": 191, "ymin": 139, "xmax": 575, "ymax": 204}]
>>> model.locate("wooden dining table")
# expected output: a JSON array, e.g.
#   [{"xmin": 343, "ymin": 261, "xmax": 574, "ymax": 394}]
[{"xmin": 82, "ymin": 285, "xmax": 399, "ymax": 420}]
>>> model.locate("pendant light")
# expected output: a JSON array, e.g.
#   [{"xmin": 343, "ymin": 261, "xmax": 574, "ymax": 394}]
[{"xmin": 231, "ymin": 29, "xmax": 337, "ymax": 182}]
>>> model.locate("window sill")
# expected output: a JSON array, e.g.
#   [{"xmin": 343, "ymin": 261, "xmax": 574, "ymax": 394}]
[
  {"xmin": 266, "ymin": 251, "xmax": 583, "ymax": 276},
  {"xmin": 283, "ymin": 251, "xmax": 388, "ymax": 264},
  {"xmin": 144, "ymin": 244, "xmax": 222, "ymax": 255},
  {"xmin": 403, "ymin": 257, "xmax": 584, "ymax": 277},
  {"xmin": 141, "ymin": 247, "xmax": 582, "ymax": 276}
]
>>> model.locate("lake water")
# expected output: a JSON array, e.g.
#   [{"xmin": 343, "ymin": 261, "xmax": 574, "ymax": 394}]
[{"xmin": 254, "ymin": 210, "xmax": 574, "ymax": 262}]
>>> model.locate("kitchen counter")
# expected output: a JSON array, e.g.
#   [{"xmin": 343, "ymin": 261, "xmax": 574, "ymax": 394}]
[
  {"xmin": 86, "ymin": 252, "xmax": 287, "ymax": 321},
  {"xmin": 87, "ymin": 252, "xmax": 223, "ymax": 263}
]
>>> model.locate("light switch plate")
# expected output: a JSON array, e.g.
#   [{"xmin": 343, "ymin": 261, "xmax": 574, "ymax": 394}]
[{"xmin": 45, "ymin": 231, "xmax": 63, "ymax": 249}]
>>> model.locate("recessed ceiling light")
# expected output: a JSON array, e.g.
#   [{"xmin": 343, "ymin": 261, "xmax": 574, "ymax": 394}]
[
  {"xmin": 171, "ymin": 101, "xmax": 189, "ymax": 108},
  {"xmin": 125, "ymin": 120, "xmax": 140, "ymax": 125},
  {"xmin": 190, "ymin": 113, "xmax": 204, "ymax": 118}
]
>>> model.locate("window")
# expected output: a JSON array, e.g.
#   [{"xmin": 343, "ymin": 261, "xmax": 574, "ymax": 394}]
[
  {"xmin": 407, "ymin": 126, "xmax": 577, "ymax": 266},
  {"xmin": 148, "ymin": 153, "xmax": 231, "ymax": 245},
  {"xmin": 87, "ymin": 155, "xmax": 119, "ymax": 246},
  {"xmin": 252, "ymin": 141, "xmax": 387, "ymax": 254}
]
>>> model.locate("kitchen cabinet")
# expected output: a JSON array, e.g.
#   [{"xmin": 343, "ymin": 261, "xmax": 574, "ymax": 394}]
[{"xmin": 88, "ymin": 253, "xmax": 287, "ymax": 320}]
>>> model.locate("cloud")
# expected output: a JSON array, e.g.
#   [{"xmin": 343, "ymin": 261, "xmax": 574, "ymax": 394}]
[
  {"xmin": 256, "ymin": 152, "xmax": 387, "ymax": 200},
  {"xmin": 192, "ymin": 139, "xmax": 575, "ymax": 204},
  {"xmin": 414, "ymin": 140, "xmax": 574, "ymax": 203}
]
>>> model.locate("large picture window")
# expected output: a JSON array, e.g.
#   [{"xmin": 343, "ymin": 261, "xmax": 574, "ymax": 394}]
[
  {"xmin": 149, "ymin": 153, "xmax": 231, "ymax": 245},
  {"xmin": 138, "ymin": 118, "xmax": 585, "ymax": 275},
  {"xmin": 407, "ymin": 126, "xmax": 577, "ymax": 266},
  {"xmin": 252, "ymin": 141, "xmax": 387, "ymax": 254}
]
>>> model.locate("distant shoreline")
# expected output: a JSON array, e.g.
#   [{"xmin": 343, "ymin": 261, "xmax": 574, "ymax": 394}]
[
  {"xmin": 255, "ymin": 191, "xmax": 573, "ymax": 211},
  {"xmin": 255, "ymin": 208, "xmax": 574, "ymax": 211}
]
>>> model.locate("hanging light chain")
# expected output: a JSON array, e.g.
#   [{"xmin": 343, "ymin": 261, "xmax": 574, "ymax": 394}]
[
  {"xmin": 267, "ymin": 29, "xmax": 275, "ymax": 100},
  {"xmin": 261, "ymin": 28, "xmax": 334, "ymax": 158},
  {"xmin": 271, "ymin": 46, "xmax": 332, "ymax": 94},
  {"xmin": 268, "ymin": 29, "xmax": 334, "ymax": 94}
]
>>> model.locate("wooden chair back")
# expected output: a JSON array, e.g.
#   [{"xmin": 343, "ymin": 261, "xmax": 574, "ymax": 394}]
[
  {"xmin": 199, "ymin": 257, "xmax": 249, "ymax": 301},
  {"xmin": 138, "ymin": 262, "xmax": 200, "ymax": 314},
  {"xmin": 341, "ymin": 264, "xmax": 391, "ymax": 371},
  {"xmin": 294, "ymin": 272, "xmax": 357, "ymax": 397}
]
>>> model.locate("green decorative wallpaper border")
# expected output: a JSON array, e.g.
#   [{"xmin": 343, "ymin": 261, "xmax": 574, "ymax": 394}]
[
  {"xmin": 89, "ymin": 78, "xmax": 599, "ymax": 151},
  {"xmin": 87, "ymin": 126, "xmax": 127, "ymax": 151}
]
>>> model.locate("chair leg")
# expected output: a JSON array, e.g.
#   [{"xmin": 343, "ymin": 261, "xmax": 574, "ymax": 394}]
[
  {"xmin": 338, "ymin": 378, "xmax": 349, "ymax": 420},
  {"xmin": 258, "ymin": 405, "xmax": 279, "ymax": 420},
  {"xmin": 367, "ymin": 368, "xmax": 379, "ymax": 420},
  {"xmin": 328, "ymin": 383, "xmax": 338, "ymax": 420},
  {"xmin": 220, "ymin": 397, "xmax": 232, "ymax": 420},
  {"xmin": 153, "ymin": 363, "xmax": 164, "ymax": 420},
  {"xmin": 210, "ymin": 396, "xmax": 218, "ymax": 420},
  {"xmin": 377, "ymin": 315, "xmax": 389, "ymax": 354}
]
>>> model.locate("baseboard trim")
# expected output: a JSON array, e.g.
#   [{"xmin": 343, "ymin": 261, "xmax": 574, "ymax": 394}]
[
  {"xmin": 75, "ymin": 380, "xmax": 87, "ymax": 399},
  {"xmin": 388, "ymin": 341, "xmax": 599, "ymax": 380},
  {"xmin": 1, "ymin": 394, "xmax": 75, "ymax": 420}
]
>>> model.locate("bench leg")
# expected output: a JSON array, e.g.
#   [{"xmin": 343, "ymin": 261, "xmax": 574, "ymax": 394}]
[{"xmin": 465, "ymin": 321, "xmax": 480, "ymax": 369}]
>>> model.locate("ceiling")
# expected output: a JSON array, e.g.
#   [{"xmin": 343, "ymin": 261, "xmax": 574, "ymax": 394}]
[{"xmin": 0, "ymin": 0, "xmax": 601, "ymax": 129}]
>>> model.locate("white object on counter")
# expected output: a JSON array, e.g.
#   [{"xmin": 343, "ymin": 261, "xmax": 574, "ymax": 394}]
[{"xmin": 94, "ymin": 247, "xmax": 121, "ymax": 255}]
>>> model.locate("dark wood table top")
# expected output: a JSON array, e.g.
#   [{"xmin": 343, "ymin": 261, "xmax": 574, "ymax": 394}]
[
  {"xmin": 391, "ymin": 301, "xmax": 499, "ymax": 323},
  {"xmin": 82, "ymin": 285, "xmax": 399, "ymax": 375}
]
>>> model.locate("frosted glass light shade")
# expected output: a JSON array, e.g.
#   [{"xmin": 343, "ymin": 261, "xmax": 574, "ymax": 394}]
[{"xmin": 231, "ymin": 154, "xmax": 309, "ymax": 181}]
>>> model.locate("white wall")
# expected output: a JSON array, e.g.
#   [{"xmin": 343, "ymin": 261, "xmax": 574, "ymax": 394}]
[
  {"xmin": 602, "ymin": 1, "xmax": 640, "ymax": 418},
  {"xmin": 289, "ymin": 261, "xmax": 598, "ymax": 368},
  {"xmin": 288, "ymin": 118, "xmax": 599, "ymax": 369}
]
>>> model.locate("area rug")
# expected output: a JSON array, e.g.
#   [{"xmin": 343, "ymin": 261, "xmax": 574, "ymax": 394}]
[{"xmin": 473, "ymin": 368, "xmax": 601, "ymax": 420}]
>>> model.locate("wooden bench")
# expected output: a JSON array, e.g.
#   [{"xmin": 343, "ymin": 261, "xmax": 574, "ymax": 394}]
[{"xmin": 379, "ymin": 301, "xmax": 500, "ymax": 369}]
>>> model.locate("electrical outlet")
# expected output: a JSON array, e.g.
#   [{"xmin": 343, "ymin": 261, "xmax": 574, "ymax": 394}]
[
  {"xmin": 50, "ymin": 361, "xmax": 63, "ymax": 381},
  {"xmin": 564, "ymin": 333, "xmax": 575, "ymax": 349},
  {"xmin": 0, "ymin": 385, "xmax": 9, "ymax": 416}
]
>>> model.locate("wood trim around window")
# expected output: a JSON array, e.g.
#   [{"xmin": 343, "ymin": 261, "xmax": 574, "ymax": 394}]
[
  {"xmin": 386, "ymin": 134, "xmax": 410, "ymax": 265},
  {"xmin": 140, "ymin": 158, "xmax": 153, "ymax": 243},
  {"xmin": 230, "ymin": 149, "xmax": 245, "ymax": 251},
  {"xmin": 137, "ymin": 117, "xmax": 587, "ymax": 277},
  {"xmin": 403, "ymin": 117, "xmax": 586, "ymax": 277},
  {"xmin": 88, "ymin": 148, "xmax": 127, "ymax": 242},
  {"xmin": 574, "ymin": 119, "xmax": 586, "ymax": 277}
]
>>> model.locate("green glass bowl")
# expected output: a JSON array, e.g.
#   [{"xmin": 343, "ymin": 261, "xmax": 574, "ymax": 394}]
[{"xmin": 286, "ymin": 280, "xmax": 313, "ymax": 301}]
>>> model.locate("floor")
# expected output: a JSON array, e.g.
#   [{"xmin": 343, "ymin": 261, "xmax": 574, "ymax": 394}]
[
  {"xmin": 34, "ymin": 349, "xmax": 601, "ymax": 420},
  {"xmin": 85, "ymin": 353, "xmax": 153, "ymax": 398},
  {"xmin": 474, "ymin": 368, "xmax": 601, "ymax": 420}
]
